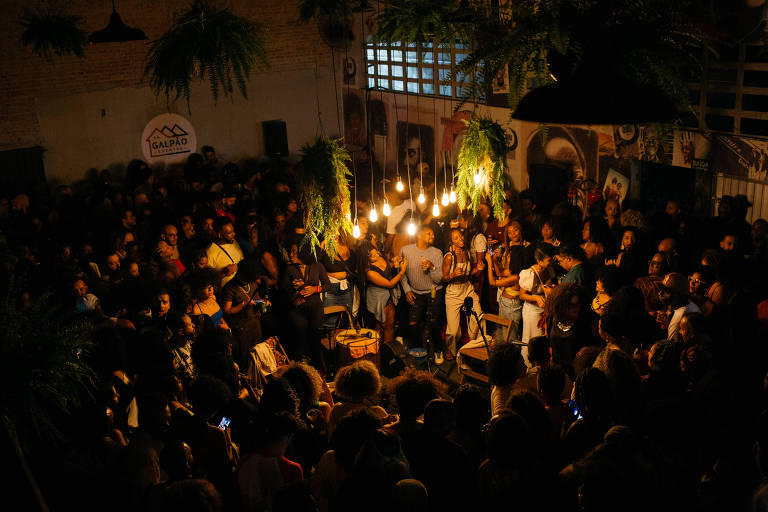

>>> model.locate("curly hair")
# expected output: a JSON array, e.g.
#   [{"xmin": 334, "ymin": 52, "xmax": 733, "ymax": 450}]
[
  {"xmin": 278, "ymin": 362, "xmax": 324, "ymax": 411},
  {"xmin": 488, "ymin": 344, "xmax": 525, "ymax": 387},
  {"xmin": 334, "ymin": 360, "xmax": 382, "ymax": 403},
  {"xmin": 388, "ymin": 369, "xmax": 446, "ymax": 420},
  {"xmin": 544, "ymin": 282, "xmax": 582, "ymax": 321}
]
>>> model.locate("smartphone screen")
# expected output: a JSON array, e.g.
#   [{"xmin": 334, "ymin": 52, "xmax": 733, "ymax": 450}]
[{"xmin": 217, "ymin": 417, "xmax": 231, "ymax": 431}]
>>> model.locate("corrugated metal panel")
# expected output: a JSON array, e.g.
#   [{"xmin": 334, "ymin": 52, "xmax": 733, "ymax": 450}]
[{"xmin": 714, "ymin": 173, "xmax": 768, "ymax": 223}]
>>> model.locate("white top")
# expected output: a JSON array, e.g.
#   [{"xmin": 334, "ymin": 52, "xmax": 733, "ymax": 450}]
[
  {"xmin": 207, "ymin": 241, "xmax": 244, "ymax": 285},
  {"xmin": 470, "ymin": 233, "xmax": 487, "ymax": 263},
  {"xmin": 668, "ymin": 301, "xmax": 700, "ymax": 341},
  {"xmin": 386, "ymin": 199, "xmax": 414, "ymax": 235}
]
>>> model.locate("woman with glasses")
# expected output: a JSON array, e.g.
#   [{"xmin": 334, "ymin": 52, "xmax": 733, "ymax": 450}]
[{"xmin": 688, "ymin": 266, "xmax": 730, "ymax": 321}]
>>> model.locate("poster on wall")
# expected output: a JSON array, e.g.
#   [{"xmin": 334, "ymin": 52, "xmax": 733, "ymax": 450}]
[
  {"xmin": 612, "ymin": 124, "xmax": 639, "ymax": 159},
  {"xmin": 638, "ymin": 126, "xmax": 672, "ymax": 164},
  {"xmin": 397, "ymin": 121, "xmax": 435, "ymax": 183},
  {"xmin": 492, "ymin": 65, "xmax": 510, "ymax": 95},
  {"xmin": 603, "ymin": 169, "xmax": 629, "ymax": 204},
  {"xmin": 343, "ymin": 91, "xmax": 366, "ymax": 149},
  {"xmin": 711, "ymin": 134, "xmax": 768, "ymax": 180},
  {"xmin": 672, "ymin": 130, "xmax": 712, "ymax": 171},
  {"xmin": 141, "ymin": 113, "xmax": 196, "ymax": 164}
]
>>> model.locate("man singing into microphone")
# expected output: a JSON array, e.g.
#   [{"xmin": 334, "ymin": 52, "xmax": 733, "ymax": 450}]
[{"xmin": 400, "ymin": 225, "xmax": 445, "ymax": 363}]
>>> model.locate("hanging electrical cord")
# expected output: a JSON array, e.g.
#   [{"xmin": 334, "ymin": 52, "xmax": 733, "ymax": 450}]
[
  {"xmin": 314, "ymin": 46, "xmax": 324, "ymax": 137},
  {"xmin": 393, "ymin": 84, "xmax": 404, "ymax": 193},
  {"xmin": 360, "ymin": 13, "xmax": 378, "ymax": 224},
  {"xmin": 351, "ymin": 152, "xmax": 361, "ymax": 238},
  {"xmin": 416, "ymin": 89, "xmax": 425, "ymax": 206},
  {"xmin": 431, "ymin": 94, "xmax": 439, "ymax": 217},
  {"xmin": 331, "ymin": 47, "xmax": 343, "ymax": 139},
  {"xmin": 405, "ymin": 90, "xmax": 415, "ymax": 236},
  {"xmin": 441, "ymin": 88, "xmax": 449, "ymax": 206}
]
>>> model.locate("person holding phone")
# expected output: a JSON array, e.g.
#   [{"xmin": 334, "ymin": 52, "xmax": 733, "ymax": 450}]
[{"xmin": 486, "ymin": 221, "xmax": 531, "ymax": 344}]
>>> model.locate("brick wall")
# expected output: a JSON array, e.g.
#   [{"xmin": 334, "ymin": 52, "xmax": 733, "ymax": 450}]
[{"xmin": 0, "ymin": 0, "xmax": 333, "ymax": 151}]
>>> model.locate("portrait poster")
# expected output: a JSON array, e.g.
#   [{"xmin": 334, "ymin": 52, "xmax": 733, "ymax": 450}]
[
  {"xmin": 397, "ymin": 121, "xmax": 435, "ymax": 181},
  {"xmin": 612, "ymin": 124, "xmax": 639, "ymax": 159},
  {"xmin": 603, "ymin": 169, "xmax": 629, "ymax": 204},
  {"xmin": 711, "ymin": 134, "xmax": 768, "ymax": 180},
  {"xmin": 672, "ymin": 130, "xmax": 713, "ymax": 171},
  {"xmin": 638, "ymin": 126, "xmax": 672, "ymax": 165},
  {"xmin": 343, "ymin": 91, "xmax": 366, "ymax": 149},
  {"xmin": 492, "ymin": 65, "xmax": 510, "ymax": 95}
]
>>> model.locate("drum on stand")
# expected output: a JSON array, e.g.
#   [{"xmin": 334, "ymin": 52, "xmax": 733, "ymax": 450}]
[{"xmin": 333, "ymin": 328, "xmax": 380, "ymax": 369}]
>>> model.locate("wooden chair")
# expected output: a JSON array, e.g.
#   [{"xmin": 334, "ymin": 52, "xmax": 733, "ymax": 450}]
[{"xmin": 457, "ymin": 313, "xmax": 514, "ymax": 385}]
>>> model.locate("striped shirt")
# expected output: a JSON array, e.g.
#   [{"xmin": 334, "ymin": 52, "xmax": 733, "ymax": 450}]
[{"xmin": 399, "ymin": 243, "xmax": 443, "ymax": 294}]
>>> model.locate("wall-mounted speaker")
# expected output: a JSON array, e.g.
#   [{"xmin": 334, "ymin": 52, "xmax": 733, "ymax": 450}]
[{"xmin": 262, "ymin": 120, "xmax": 288, "ymax": 157}]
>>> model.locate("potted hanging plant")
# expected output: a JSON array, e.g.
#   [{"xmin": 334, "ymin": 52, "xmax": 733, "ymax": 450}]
[
  {"xmin": 19, "ymin": 8, "xmax": 87, "ymax": 60},
  {"xmin": 296, "ymin": 137, "xmax": 353, "ymax": 260},
  {"xmin": 455, "ymin": 116, "xmax": 510, "ymax": 215},
  {"xmin": 144, "ymin": 0, "xmax": 268, "ymax": 109}
]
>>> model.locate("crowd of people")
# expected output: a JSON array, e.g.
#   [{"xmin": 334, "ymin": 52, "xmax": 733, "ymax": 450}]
[{"xmin": 3, "ymin": 147, "xmax": 768, "ymax": 512}]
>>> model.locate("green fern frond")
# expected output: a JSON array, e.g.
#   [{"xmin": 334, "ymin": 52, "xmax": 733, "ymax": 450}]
[
  {"xmin": 145, "ymin": 0, "xmax": 268, "ymax": 109},
  {"xmin": 296, "ymin": 137, "xmax": 353, "ymax": 260},
  {"xmin": 19, "ymin": 9, "xmax": 87, "ymax": 61},
  {"xmin": 455, "ymin": 116, "xmax": 510, "ymax": 216}
]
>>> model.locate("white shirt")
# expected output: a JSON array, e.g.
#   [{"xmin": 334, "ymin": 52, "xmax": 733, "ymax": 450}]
[
  {"xmin": 386, "ymin": 199, "xmax": 414, "ymax": 235},
  {"xmin": 668, "ymin": 301, "xmax": 700, "ymax": 341},
  {"xmin": 207, "ymin": 241, "xmax": 244, "ymax": 285}
]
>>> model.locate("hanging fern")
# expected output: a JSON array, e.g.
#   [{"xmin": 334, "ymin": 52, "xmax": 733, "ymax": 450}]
[
  {"xmin": 19, "ymin": 9, "xmax": 87, "ymax": 61},
  {"xmin": 456, "ymin": 116, "xmax": 510, "ymax": 216},
  {"xmin": 144, "ymin": 0, "xmax": 268, "ymax": 109},
  {"xmin": 375, "ymin": 0, "xmax": 460, "ymax": 45},
  {"xmin": 296, "ymin": 137, "xmax": 353, "ymax": 260}
]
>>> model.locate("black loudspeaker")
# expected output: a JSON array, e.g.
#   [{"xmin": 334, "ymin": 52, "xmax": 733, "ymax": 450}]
[{"xmin": 262, "ymin": 120, "xmax": 288, "ymax": 157}]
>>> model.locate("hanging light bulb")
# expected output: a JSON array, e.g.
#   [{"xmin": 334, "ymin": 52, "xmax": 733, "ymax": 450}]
[
  {"xmin": 382, "ymin": 201, "xmax": 391, "ymax": 217},
  {"xmin": 396, "ymin": 178, "xmax": 404, "ymax": 192},
  {"xmin": 352, "ymin": 220, "xmax": 361, "ymax": 239},
  {"xmin": 407, "ymin": 221, "xmax": 416, "ymax": 236},
  {"xmin": 369, "ymin": 206, "xmax": 378, "ymax": 223},
  {"xmin": 417, "ymin": 188, "xmax": 426, "ymax": 204},
  {"xmin": 432, "ymin": 199, "xmax": 440, "ymax": 217},
  {"xmin": 441, "ymin": 189, "xmax": 449, "ymax": 207},
  {"xmin": 473, "ymin": 168, "xmax": 482, "ymax": 185},
  {"xmin": 449, "ymin": 187, "xmax": 457, "ymax": 204}
]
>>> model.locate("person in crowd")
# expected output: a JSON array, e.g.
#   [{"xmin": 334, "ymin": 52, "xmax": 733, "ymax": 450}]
[
  {"xmin": 519, "ymin": 244, "xmax": 557, "ymax": 350},
  {"xmin": 539, "ymin": 216, "xmax": 561, "ymax": 248},
  {"xmin": 281, "ymin": 237, "xmax": 332, "ymax": 366},
  {"xmin": 329, "ymin": 360, "xmax": 390, "ymax": 434},
  {"xmin": 189, "ymin": 269, "xmax": 229, "ymax": 331},
  {"xmin": 488, "ymin": 343, "xmax": 527, "ymax": 416},
  {"xmin": 557, "ymin": 245, "xmax": 593, "ymax": 289},
  {"xmin": 160, "ymin": 224, "xmax": 181, "ymax": 260},
  {"xmin": 591, "ymin": 265, "xmax": 624, "ymax": 317},
  {"xmin": 688, "ymin": 265, "xmax": 730, "ymax": 324},
  {"xmin": 319, "ymin": 231, "xmax": 356, "ymax": 327},
  {"xmin": 485, "ymin": 198, "xmax": 512, "ymax": 248},
  {"xmin": 220, "ymin": 258, "xmax": 266, "ymax": 367},
  {"xmin": 206, "ymin": 216, "xmax": 244, "ymax": 286},
  {"xmin": 634, "ymin": 251, "xmax": 669, "ymax": 316},
  {"xmin": 604, "ymin": 198, "xmax": 621, "ymax": 233},
  {"xmin": 581, "ymin": 217, "xmax": 614, "ymax": 270},
  {"xmin": 399, "ymin": 225, "xmax": 444, "ymax": 359},
  {"xmin": 486, "ymin": 221, "xmax": 531, "ymax": 344},
  {"xmin": 442, "ymin": 228, "xmax": 484, "ymax": 362},
  {"xmin": 364, "ymin": 243, "xmax": 407, "ymax": 344},
  {"xmin": 519, "ymin": 189, "xmax": 542, "ymax": 242},
  {"xmin": 545, "ymin": 282, "xmax": 593, "ymax": 374},
  {"xmin": 658, "ymin": 272, "xmax": 700, "ymax": 341}
]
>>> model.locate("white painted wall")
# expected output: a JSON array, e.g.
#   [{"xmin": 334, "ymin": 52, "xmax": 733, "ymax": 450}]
[{"xmin": 35, "ymin": 67, "xmax": 341, "ymax": 183}]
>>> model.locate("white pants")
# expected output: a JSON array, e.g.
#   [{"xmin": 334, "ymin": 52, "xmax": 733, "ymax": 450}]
[
  {"xmin": 445, "ymin": 282, "xmax": 481, "ymax": 355},
  {"xmin": 521, "ymin": 302, "xmax": 545, "ymax": 366}
]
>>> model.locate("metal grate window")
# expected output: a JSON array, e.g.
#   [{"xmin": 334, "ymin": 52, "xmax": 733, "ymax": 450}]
[
  {"xmin": 364, "ymin": 36, "xmax": 475, "ymax": 100},
  {"xmin": 688, "ymin": 43, "xmax": 768, "ymax": 137}
]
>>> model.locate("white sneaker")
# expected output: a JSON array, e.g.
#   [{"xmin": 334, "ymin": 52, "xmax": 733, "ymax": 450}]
[{"xmin": 434, "ymin": 351, "xmax": 444, "ymax": 365}]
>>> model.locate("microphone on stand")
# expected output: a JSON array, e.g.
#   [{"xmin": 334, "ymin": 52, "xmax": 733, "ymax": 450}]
[{"xmin": 461, "ymin": 296, "xmax": 473, "ymax": 316}]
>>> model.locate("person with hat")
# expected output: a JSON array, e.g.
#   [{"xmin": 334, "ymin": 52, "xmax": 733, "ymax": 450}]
[{"xmin": 658, "ymin": 272, "xmax": 700, "ymax": 342}]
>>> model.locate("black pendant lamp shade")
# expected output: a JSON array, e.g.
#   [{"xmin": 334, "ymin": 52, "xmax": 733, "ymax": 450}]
[
  {"xmin": 512, "ymin": 64, "xmax": 680, "ymax": 125},
  {"xmin": 89, "ymin": 8, "xmax": 147, "ymax": 43}
]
